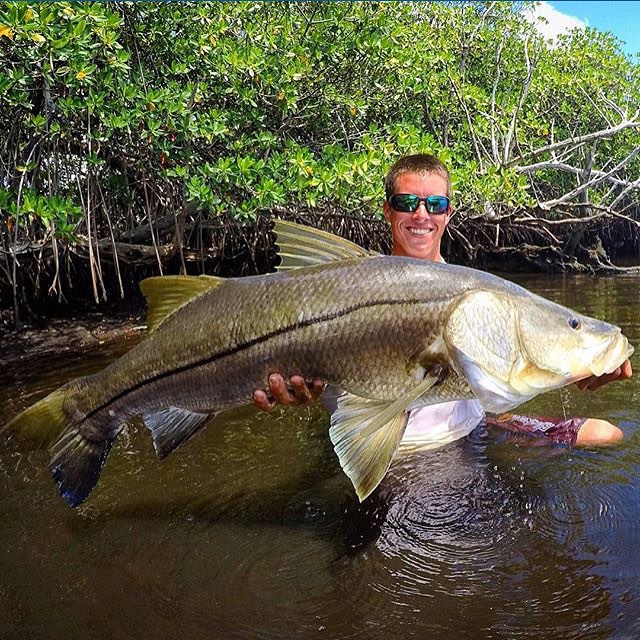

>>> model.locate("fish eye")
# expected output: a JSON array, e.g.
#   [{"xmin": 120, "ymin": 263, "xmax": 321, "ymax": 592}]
[{"xmin": 568, "ymin": 317, "xmax": 582, "ymax": 330}]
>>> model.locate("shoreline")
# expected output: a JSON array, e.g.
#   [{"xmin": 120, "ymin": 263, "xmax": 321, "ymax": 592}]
[{"xmin": 1, "ymin": 309, "xmax": 146, "ymax": 370}]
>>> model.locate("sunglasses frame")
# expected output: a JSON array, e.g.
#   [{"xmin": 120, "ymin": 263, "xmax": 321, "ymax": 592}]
[{"xmin": 388, "ymin": 193, "xmax": 450, "ymax": 215}]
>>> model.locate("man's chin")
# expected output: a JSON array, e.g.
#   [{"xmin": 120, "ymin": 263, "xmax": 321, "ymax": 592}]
[
  {"xmin": 398, "ymin": 242, "xmax": 440, "ymax": 260},
  {"xmin": 404, "ymin": 235, "xmax": 437, "ymax": 249}
]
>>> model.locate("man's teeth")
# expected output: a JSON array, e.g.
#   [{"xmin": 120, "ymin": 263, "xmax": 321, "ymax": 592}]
[{"xmin": 409, "ymin": 228, "xmax": 432, "ymax": 236}]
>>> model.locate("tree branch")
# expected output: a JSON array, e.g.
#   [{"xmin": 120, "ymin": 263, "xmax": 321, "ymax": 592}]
[
  {"xmin": 445, "ymin": 68, "xmax": 487, "ymax": 171},
  {"xmin": 539, "ymin": 146, "xmax": 640, "ymax": 209},
  {"xmin": 503, "ymin": 35, "xmax": 534, "ymax": 164},
  {"xmin": 508, "ymin": 118, "xmax": 640, "ymax": 167}
]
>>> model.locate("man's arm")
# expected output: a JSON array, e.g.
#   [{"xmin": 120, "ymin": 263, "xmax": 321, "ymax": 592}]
[
  {"xmin": 575, "ymin": 359, "xmax": 633, "ymax": 391},
  {"xmin": 253, "ymin": 374, "xmax": 325, "ymax": 411}
]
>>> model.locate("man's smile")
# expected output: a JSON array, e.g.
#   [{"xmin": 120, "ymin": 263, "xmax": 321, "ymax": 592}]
[{"xmin": 407, "ymin": 226, "xmax": 434, "ymax": 236}]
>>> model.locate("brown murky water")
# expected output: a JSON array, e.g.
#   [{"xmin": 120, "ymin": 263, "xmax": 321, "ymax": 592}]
[{"xmin": 1, "ymin": 274, "xmax": 639, "ymax": 640}]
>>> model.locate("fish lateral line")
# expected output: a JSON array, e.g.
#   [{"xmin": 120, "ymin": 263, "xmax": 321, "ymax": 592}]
[
  {"xmin": 4, "ymin": 220, "xmax": 634, "ymax": 510},
  {"xmin": 81, "ymin": 295, "xmax": 437, "ymax": 424}
]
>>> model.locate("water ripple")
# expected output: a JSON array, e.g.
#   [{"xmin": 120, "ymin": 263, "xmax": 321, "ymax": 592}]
[{"xmin": 2, "ymin": 277, "xmax": 640, "ymax": 640}]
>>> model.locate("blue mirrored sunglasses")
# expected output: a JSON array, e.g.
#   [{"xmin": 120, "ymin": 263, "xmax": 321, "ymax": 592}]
[{"xmin": 388, "ymin": 194, "xmax": 450, "ymax": 215}]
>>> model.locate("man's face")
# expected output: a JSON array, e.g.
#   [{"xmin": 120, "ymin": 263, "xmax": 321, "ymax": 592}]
[{"xmin": 383, "ymin": 171, "xmax": 451, "ymax": 261}]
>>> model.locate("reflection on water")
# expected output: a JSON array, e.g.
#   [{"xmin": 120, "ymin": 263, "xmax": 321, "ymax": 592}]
[{"xmin": 1, "ymin": 274, "xmax": 639, "ymax": 639}]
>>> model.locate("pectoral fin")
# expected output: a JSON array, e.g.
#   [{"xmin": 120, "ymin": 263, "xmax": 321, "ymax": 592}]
[
  {"xmin": 329, "ymin": 371, "xmax": 442, "ymax": 501},
  {"xmin": 143, "ymin": 406, "xmax": 213, "ymax": 458}
]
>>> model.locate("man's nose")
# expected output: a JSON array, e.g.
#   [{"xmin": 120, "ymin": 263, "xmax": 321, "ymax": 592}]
[{"xmin": 412, "ymin": 202, "xmax": 430, "ymax": 220}]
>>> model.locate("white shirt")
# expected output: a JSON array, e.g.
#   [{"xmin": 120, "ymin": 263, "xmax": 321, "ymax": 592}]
[{"xmin": 400, "ymin": 399, "xmax": 485, "ymax": 450}]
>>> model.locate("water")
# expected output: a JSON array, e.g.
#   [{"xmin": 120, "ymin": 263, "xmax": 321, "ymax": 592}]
[{"xmin": 1, "ymin": 274, "xmax": 639, "ymax": 640}]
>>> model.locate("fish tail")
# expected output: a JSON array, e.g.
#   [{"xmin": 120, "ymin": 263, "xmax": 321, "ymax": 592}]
[
  {"xmin": 3, "ymin": 388, "xmax": 69, "ymax": 447},
  {"xmin": 4, "ymin": 387, "xmax": 115, "ymax": 508}
]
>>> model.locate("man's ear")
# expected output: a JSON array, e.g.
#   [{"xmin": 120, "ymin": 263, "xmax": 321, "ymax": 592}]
[{"xmin": 383, "ymin": 200, "xmax": 392, "ymax": 223}]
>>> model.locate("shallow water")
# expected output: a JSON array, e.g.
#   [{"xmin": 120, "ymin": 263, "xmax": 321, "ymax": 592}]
[{"xmin": 1, "ymin": 273, "xmax": 639, "ymax": 640}]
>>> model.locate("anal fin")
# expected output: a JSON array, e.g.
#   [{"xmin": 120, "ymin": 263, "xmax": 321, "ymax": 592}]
[
  {"xmin": 50, "ymin": 427, "xmax": 115, "ymax": 508},
  {"xmin": 143, "ymin": 406, "xmax": 212, "ymax": 458}
]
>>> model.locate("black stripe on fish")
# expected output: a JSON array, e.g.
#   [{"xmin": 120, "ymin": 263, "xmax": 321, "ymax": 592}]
[{"xmin": 81, "ymin": 296, "xmax": 431, "ymax": 424}]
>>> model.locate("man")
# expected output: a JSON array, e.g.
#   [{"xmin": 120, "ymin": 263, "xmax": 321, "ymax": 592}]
[{"xmin": 254, "ymin": 154, "xmax": 633, "ymax": 447}]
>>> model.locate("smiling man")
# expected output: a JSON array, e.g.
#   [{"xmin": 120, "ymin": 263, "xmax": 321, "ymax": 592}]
[
  {"xmin": 254, "ymin": 153, "xmax": 633, "ymax": 448},
  {"xmin": 383, "ymin": 156, "xmax": 451, "ymax": 263}
]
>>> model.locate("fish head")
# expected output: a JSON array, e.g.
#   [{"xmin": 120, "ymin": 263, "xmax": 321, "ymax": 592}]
[
  {"xmin": 444, "ymin": 289, "xmax": 634, "ymax": 414},
  {"xmin": 514, "ymin": 293, "xmax": 633, "ymax": 386}
]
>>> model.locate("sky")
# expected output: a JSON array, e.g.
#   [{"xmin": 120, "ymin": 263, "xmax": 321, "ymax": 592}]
[{"xmin": 528, "ymin": 1, "xmax": 640, "ymax": 59}]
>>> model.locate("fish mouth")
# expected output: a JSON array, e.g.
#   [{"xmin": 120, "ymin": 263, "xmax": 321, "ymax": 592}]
[{"xmin": 583, "ymin": 332, "xmax": 634, "ymax": 379}]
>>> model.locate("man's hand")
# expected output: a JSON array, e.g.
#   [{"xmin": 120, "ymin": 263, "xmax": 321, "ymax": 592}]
[
  {"xmin": 252, "ymin": 373, "xmax": 325, "ymax": 411},
  {"xmin": 575, "ymin": 359, "xmax": 633, "ymax": 391}
]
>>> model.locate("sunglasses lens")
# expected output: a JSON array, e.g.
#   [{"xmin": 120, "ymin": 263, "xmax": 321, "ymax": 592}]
[
  {"xmin": 389, "ymin": 194, "xmax": 449, "ymax": 214},
  {"xmin": 427, "ymin": 196, "xmax": 449, "ymax": 214},
  {"xmin": 390, "ymin": 194, "xmax": 419, "ymax": 212}
]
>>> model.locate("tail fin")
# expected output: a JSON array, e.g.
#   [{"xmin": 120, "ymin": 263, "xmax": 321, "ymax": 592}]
[
  {"xmin": 3, "ymin": 388, "xmax": 69, "ymax": 447},
  {"xmin": 3, "ymin": 388, "xmax": 115, "ymax": 508}
]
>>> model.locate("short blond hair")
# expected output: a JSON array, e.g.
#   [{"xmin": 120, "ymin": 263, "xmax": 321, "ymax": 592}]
[{"xmin": 384, "ymin": 154, "xmax": 451, "ymax": 200}]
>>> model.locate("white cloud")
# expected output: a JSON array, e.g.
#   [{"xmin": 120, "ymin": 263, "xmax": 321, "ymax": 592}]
[{"xmin": 523, "ymin": 2, "xmax": 587, "ymax": 44}]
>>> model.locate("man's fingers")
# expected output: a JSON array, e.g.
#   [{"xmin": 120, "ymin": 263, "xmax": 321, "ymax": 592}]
[
  {"xmin": 268, "ymin": 373, "xmax": 297, "ymax": 405},
  {"xmin": 621, "ymin": 359, "xmax": 633, "ymax": 379},
  {"xmin": 308, "ymin": 378, "xmax": 326, "ymax": 400},
  {"xmin": 253, "ymin": 374, "xmax": 326, "ymax": 412},
  {"xmin": 585, "ymin": 371, "xmax": 617, "ymax": 391},
  {"xmin": 575, "ymin": 374, "xmax": 606, "ymax": 391},
  {"xmin": 286, "ymin": 375, "xmax": 325, "ymax": 405},
  {"xmin": 253, "ymin": 389, "xmax": 275, "ymax": 412},
  {"xmin": 290, "ymin": 375, "xmax": 313, "ymax": 403},
  {"xmin": 576, "ymin": 359, "xmax": 633, "ymax": 392}
]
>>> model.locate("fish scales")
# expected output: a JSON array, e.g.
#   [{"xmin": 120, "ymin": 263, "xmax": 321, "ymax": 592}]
[
  {"xmin": 3, "ymin": 220, "xmax": 633, "ymax": 507},
  {"xmin": 68, "ymin": 257, "xmax": 489, "ymax": 430}
]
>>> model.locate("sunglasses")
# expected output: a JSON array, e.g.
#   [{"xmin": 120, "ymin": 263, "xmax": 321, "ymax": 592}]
[{"xmin": 388, "ymin": 194, "xmax": 450, "ymax": 215}]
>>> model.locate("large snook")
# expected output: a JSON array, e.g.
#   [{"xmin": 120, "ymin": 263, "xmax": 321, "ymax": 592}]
[{"xmin": 3, "ymin": 221, "xmax": 634, "ymax": 507}]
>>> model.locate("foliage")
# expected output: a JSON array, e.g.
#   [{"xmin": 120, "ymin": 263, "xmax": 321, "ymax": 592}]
[{"xmin": 0, "ymin": 1, "xmax": 639, "ymax": 319}]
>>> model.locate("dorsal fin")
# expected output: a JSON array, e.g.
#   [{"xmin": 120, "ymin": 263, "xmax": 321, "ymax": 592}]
[
  {"xmin": 140, "ymin": 275, "xmax": 225, "ymax": 334},
  {"xmin": 273, "ymin": 220, "xmax": 377, "ymax": 271}
]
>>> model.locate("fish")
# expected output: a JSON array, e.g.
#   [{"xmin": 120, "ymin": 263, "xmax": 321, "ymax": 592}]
[{"xmin": 2, "ymin": 221, "xmax": 634, "ymax": 507}]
